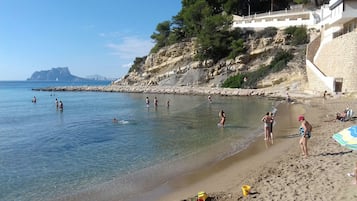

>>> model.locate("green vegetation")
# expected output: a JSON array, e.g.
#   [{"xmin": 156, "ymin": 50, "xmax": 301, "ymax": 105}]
[
  {"xmin": 149, "ymin": 1, "xmax": 296, "ymax": 62},
  {"xmin": 293, "ymin": 0, "xmax": 309, "ymax": 4},
  {"xmin": 284, "ymin": 26, "xmax": 308, "ymax": 45},
  {"xmin": 150, "ymin": 0, "xmax": 247, "ymax": 62},
  {"xmin": 222, "ymin": 49, "xmax": 294, "ymax": 88},
  {"xmin": 228, "ymin": 38, "xmax": 245, "ymax": 59},
  {"xmin": 128, "ymin": 56, "xmax": 147, "ymax": 73},
  {"xmin": 254, "ymin": 27, "xmax": 278, "ymax": 38},
  {"xmin": 138, "ymin": 1, "xmax": 307, "ymax": 88}
]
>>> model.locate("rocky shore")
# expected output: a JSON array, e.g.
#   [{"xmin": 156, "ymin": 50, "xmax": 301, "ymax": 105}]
[{"xmin": 32, "ymin": 84, "xmax": 322, "ymax": 100}]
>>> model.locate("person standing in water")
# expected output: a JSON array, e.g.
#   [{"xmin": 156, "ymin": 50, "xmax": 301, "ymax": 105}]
[
  {"xmin": 261, "ymin": 112, "xmax": 272, "ymax": 141},
  {"xmin": 208, "ymin": 95, "xmax": 212, "ymax": 103},
  {"xmin": 269, "ymin": 112, "xmax": 275, "ymax": 140},
  {"xmin": 59, "ymin": 100, "xmax": 63, "ymax": 111},
  {"xmin": 218, "ymin": 110, "xmax": 226, "ymax": 127},
  {"xmin": 145, "ymin": 97, "xmax": 150, "ymax": 107},
  {"xmin": 55, "ymin": 98, "xmax": 59, "ymax": 109},
  {"xmin": 154, "ymin": 97, "xmax": 158, "ymax": 107}
]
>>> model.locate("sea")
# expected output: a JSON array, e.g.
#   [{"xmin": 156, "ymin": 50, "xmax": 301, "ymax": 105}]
[{"xmin": 0, "ymin": 81, "xmax": 277, "ymax": 201}]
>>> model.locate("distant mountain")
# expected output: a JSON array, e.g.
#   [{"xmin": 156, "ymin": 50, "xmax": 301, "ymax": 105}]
[{"xmin": 27, "ymin": 67, "xmax": 90, "ymax": 82}]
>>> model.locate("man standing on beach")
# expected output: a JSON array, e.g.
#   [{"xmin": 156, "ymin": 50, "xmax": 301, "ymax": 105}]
[{"xmin": 298, "ymin": 115, "xmax": 312, "ymax": 157}]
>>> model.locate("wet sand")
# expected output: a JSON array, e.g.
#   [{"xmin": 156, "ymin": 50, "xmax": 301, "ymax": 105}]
[{"xmin": 146, "ymin": 96, "xmax": 357, "ymax": 201}]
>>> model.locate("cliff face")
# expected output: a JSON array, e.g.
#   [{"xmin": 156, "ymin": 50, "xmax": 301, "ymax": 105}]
[
  {"xmin": 115, "ymin": 30, "xmax": 307, "ymax": 89},
  {"xmin": 27, "ymin": 67, "xmax": 88, "ymax": 82}
]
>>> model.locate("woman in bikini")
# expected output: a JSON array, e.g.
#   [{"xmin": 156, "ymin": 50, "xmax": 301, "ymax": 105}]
[
  {"xmin": 261, "ymin": 112, "xmax": 272, "ymax": 141},
  {"xmin": 218, "ymin": 110, "xmax": 226, "ymax": 127}
]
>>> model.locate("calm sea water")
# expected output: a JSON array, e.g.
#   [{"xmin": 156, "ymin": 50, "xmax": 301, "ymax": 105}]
[{"xmin": 0, "ymin": 81, "xmax": 276, "ymax": 201}]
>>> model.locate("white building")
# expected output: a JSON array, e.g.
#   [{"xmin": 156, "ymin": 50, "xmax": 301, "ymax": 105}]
[{"xmin": 233, "ymin": 0, "xmax": 357, "ymax": 92}]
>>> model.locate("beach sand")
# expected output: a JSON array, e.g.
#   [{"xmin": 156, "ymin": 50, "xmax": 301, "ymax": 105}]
[
  {"xmin": 146, "ymin": 95, "xmax": 357, "ymax": 201},
  {"xmin": 38, "ymin": 85, "xmax": 357, "ymax": 201}
]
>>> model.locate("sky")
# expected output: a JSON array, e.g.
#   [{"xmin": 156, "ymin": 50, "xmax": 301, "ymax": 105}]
[{"xmin": 0, "ymin": 0, "xmax": 182, "ymax": 80}]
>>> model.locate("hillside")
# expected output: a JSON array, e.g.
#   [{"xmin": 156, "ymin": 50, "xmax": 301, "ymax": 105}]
[{"xmin": 114, "ymin": 29, "xmax": 308, "ymax": 91}]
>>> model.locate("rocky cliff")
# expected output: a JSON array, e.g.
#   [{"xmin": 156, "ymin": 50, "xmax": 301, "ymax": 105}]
[
  {"xmin": 115, "ymin": 30, "xmax": 308, "ymax": 90},
  {"xmin": 27, "ymin": 67, "xmax": 89, "ymax": 82}
]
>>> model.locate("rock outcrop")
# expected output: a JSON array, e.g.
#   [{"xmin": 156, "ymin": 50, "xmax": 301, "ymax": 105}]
[{"xmin": 115, "ymin": 30, "xmax": 307, "ymax": 90}]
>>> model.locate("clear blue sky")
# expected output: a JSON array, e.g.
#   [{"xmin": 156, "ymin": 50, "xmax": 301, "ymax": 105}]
[{"xmin": 0, "ymin": 0, "xmax": 182, "ymax": 80}]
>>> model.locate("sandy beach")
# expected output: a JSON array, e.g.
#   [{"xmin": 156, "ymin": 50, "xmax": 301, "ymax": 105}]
[
  {"xmin": 146, "ymin": 95, "xmax": 357, "ymax": 201},
  {"xmin": 34, "ymin": 85, "xmax": 357, "ymax": 201}
]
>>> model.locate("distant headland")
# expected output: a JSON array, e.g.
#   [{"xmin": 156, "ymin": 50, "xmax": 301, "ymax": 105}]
[{"xmin": 27, "ymin": 67, "xmax": 114, "ymax": 82}]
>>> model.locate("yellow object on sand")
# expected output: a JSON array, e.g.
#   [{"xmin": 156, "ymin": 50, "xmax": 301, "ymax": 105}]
[
  {"xmin": 241, "ymin": 185, "xmax": 251, "ymax": 196},
  {"xmin": 197, "ymin": 191, "xmax": 208, "ymax": 201}
]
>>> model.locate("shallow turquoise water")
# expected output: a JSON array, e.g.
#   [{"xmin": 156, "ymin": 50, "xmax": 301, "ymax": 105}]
[{"xmin": 0, "ymin": 81, "xmax": 276, "ymax": 201}]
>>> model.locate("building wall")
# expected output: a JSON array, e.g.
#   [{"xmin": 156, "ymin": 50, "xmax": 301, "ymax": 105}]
[
  {"xmin": 307, "ymin": 35, "xmax": 321, "ymax": 61},
  {"xmin": 312, "ymin": 31, "xmax": 357, "ymax": 92},
  {"xmin": 306, "ymin": 65, "xmax": 329, "ymax": 92}
]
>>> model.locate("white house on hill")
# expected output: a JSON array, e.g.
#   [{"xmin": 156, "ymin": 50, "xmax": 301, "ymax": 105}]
[{"xmin": 233, "ymin": 0, "xmax": 357, "ymax": 93}]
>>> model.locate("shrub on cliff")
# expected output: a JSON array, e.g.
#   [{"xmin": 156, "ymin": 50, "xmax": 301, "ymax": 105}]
[
  {"xmin": 254, "ymin": 27, "xmax": 278, "ymax": 39},
  {"xmin": 128, "ymin": 56, "xmax": 147, "ymax": 73},
  {"xmin": 222, "ymin": 49, "xmax": 293, "ymax": 88},
  {"xmin": 284, "ymin": 26, "xmax": 308, "ymax": 45}
]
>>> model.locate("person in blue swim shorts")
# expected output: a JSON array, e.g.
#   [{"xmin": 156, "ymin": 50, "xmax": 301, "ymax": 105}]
[{"xmin": 298, "ymin": 115, "xmax": 312, "ymax": 157}]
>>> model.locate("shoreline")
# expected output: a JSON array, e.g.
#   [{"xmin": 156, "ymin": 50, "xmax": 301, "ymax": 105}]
[
  {"xmin": 150, "ymin": 96, "xmax": 357, "ymax": 201},
  {"xmin": 34, "ymin": 84, "xmax": 357, "ymax": 200},
  {"xmin": 141, "ymin": 101, "xmax": 305, "ymax": 201},
  {"xmin": 32, "ymin": 84, "xmax": 321, "ymax": 100}
]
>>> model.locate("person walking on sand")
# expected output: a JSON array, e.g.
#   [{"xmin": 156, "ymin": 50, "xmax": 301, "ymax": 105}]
[
  {"xmin": 218, "ymin": 110, "xmax": 226, "ymax": 127},
  {"xmin": 298, "ymin": 115, "xmax": 312, "ymax": 157},
  {"xmin": 261, "ymin": 112, "xmax": 272, "ymax": 141}
]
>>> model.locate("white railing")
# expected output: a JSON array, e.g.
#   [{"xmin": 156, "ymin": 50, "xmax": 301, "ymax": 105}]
[{"xmin": 233, "ymin": 10, "xmax": 317, "ymax": 29}]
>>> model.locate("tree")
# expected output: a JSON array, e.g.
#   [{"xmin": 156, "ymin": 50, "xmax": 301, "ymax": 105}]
[{"xmin": 150, "ymin": 21, "xmax": 171, "ymax": 53}]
